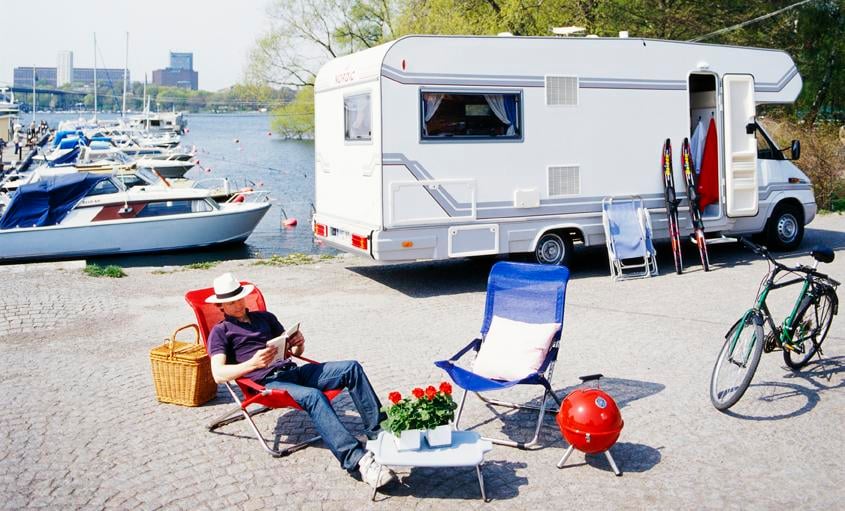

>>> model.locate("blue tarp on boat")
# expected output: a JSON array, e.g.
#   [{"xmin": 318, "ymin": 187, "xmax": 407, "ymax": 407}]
[
  {"xmin": 48, "ymin": 146, "xmax": 81, "ymax": 167},
  {"xmin": 0, "ymin": 173, "xmax": 108, "ymax": 229}
]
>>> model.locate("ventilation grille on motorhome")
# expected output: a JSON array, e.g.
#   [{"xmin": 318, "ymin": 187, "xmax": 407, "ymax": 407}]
[
  {"xmin": 548, "ymin": 165, "xmax": 580, "ymax": 196},
  {"xmin": 545, "ymin": 76, "xmax": 578, "ymax": 106}
]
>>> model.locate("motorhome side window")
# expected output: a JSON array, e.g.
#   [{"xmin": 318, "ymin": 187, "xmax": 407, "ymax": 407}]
[
  {"xmin": 344, "ymin": 93, "xmax": 371, "ymax": 141},
  {"xmin": 421, "ymin": 92, "xmax": 521, "ymax": 140}
]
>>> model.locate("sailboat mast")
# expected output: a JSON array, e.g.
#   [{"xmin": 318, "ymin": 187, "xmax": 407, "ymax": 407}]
[
  {"xmin": 122, "ymin": 32, "xmax": 128, "ymax": 117},
  {"xmin": 93, "ymin": 32, "xmax": 98, "ymax": 120}
]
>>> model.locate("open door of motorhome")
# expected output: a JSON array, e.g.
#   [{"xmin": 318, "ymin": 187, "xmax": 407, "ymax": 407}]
[{"xmin": 722, "ymin": 74, "xmax": 759, "ymax": 217}]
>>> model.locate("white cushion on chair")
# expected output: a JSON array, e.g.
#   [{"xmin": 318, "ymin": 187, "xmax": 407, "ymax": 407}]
[{"xmin": 472, "ymin": 315, "xmax": 561, "ymax": 381}]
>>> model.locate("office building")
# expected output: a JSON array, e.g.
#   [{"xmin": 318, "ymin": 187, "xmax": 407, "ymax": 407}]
[
  {"xmin": 57, "ymin": 51, "xmax": 74, "ymax": 86},
  {"xmin": 13, "ymin": 67, "xmax": 58, "ymax": 87},
  {"xmin": 72, "ymin": 68, "xmax": 129, "ymax": 87},
  {"xmin": 152, "ymin": 51, "xmax": 198, "ymax": 90}
]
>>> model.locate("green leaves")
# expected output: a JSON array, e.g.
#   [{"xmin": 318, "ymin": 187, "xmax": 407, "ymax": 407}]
[{"xmin": 380, "ymin": 387, "xmax": 458, "ymax": 434}]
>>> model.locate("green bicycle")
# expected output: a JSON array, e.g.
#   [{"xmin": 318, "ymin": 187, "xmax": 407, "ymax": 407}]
[{"xmin": 710, "ymin": 238, "xmax": 840, "ymax": 411}]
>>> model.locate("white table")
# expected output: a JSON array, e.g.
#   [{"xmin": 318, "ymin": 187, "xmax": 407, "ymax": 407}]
[{"xmin": 365, "ymin": 430, "xmax": 494, "ymax": 502}]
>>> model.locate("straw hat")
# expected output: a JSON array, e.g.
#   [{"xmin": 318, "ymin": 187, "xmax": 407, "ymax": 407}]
[{"xmin": 205, "ymin": 273, "xmax": 254, "ymax": 303}]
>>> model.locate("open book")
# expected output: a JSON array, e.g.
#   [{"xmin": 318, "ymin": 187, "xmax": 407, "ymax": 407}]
[{"xmin": 265, "ymin": 322, "xmax": 300, "ymax": 363}]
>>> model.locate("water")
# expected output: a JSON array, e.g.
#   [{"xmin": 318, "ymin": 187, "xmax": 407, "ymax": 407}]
[{"xmin": 36, "ymin": 112, "xmax": 333, "ymax": 266}]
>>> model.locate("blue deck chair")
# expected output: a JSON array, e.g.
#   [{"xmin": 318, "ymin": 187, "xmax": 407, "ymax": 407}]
[
  {"xmin": 434, "ymin": 261, "xmax": 569, "ymax": 449},
  {"xmin": 602, "ymin": 196, "xmax": 658, "ymax": 281}
]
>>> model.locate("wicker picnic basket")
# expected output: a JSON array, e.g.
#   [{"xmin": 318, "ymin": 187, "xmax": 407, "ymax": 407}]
[{"xmin": 150, "ymin": 324, "xmax": 217, "ymax": 406}]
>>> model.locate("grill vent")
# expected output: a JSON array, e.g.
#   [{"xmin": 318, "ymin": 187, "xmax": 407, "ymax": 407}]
[
  {"xmin": 545, "ymin": 76, "xmax": 578, "ymax": 106},
  {"xmin": 548, "ymin": 165, "xmax": 580, "ymax": 196}
]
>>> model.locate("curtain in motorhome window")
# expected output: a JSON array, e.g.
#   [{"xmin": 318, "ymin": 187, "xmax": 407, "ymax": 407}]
[
  {"xmin": 344, "ymin": 93, "xmax": 371, "ymax": 141},
  {"xmin": 421, "ymin": 92, "xmax": 521, "ymax": 140}
]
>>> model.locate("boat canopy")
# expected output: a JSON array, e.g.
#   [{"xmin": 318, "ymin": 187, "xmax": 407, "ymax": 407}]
[
  {"xmin": 0, "ymin": 173, "xmax": 108, "ymax": 229},
  {"xmin": 53, "ymin": 130, "xmax": 85, "ymax": 147}
]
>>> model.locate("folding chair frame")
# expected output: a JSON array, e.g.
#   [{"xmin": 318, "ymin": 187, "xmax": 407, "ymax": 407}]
[
  {"xmin": 602, "ymin": 195, "xmax": 659, "ymax": 281},
  {"xmin": 450, "ymin": 337, "xmax": 563, "ymax": 450}
]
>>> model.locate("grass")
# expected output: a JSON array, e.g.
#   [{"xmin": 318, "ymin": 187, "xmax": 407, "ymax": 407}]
[
  {"xmin": 151, "ymin": 261, "xmax": 221, "ymax": 274},
  {"xmin": 84, "ymin": 264, "xmax": 126, "ymax": 278},
  {"xmin": 253, "ymin": 253, "xmax": 336, "ymax": 266}
]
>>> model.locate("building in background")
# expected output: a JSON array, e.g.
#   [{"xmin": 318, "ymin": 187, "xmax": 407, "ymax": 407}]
[
  {"xmin": 13, "ymin": 66, "xmax": 127, "ymax": 88},
  {"xmin": 152, "ymin": 51, "xmax": 198, "ymax": 90},
  {"xmin": 57, "ymin": 51, "xmax": 74, "ymax": 87},
  {"xmin": 13, "ymin": 67, "xmax": 58, "ymax": 87}
]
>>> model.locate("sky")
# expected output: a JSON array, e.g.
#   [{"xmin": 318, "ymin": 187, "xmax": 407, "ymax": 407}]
[{"xmin": 0, "ymin": 0, "xmax": 273, "ymax": 91}]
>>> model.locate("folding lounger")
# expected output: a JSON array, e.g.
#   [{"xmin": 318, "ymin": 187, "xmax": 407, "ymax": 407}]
[
  {"xmin": 434, "ymin": 261, "xmax": 570, "ymax": 449},
  {"xmin": 185, "ymin": 283, "xmax": 344, "ymax": 457},
  {"xmin": 602, "ymin": 195, "xmax": 658, "ymax": 281}
]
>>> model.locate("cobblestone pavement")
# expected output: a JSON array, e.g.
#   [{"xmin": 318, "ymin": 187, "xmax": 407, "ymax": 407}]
[{"xmin": 2, "ymin": 215, "xmax": 844, "ymax": 510}]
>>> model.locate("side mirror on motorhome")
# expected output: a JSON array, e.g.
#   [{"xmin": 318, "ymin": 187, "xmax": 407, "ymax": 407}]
[
  {"xmin": 790, "ymin": 139, "xmax": 801, "ymax": 161},
  {"xmin": 745, "ymin": 123, "xmax": 757, "ymax": 135}
]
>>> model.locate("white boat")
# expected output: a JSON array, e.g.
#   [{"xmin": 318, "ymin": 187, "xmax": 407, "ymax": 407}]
[
  {"xmin": 0, "ymin": 173, "xmax": 271, "ymax": 260},
  {"xmin": 135, "ymin": 154, "xmax": 196, "ymax": 179}
]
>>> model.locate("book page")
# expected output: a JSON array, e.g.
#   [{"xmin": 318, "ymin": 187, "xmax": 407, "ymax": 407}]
[{"xmin": 266, "ymin": 322, "xmax": 300, "ymax": 363}]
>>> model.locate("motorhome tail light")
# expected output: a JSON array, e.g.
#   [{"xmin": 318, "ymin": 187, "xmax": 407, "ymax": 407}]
[
  {"xmin": 351, "ymin": 234, "xmax": 369, "ymax": 250},
  {"xmin": 788, "ymin": 177, "xmax": 802, "ymax": 184},
  {"xmin": 314, "ymin": 223, "xmax": 327, "ymax": 237}
]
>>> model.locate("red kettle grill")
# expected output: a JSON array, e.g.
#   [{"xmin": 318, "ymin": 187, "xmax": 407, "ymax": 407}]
[{"xmin": 556, "ymin": 373, "xmax": 624, "ymax": 476}]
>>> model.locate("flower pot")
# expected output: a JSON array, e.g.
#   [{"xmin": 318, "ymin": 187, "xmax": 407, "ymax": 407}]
[
  {"xmin": 392, "ymin": 429, "xmax": 422, "ymax": 451},
  {"xmin": 425, "ymin": 424, "xmax": 452, "ymax": 448}
]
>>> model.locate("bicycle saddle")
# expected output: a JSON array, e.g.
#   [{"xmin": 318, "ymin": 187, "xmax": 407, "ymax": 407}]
[{"xmin": 811, "ymin": 246, "xmax": 834, "ymax": 264}]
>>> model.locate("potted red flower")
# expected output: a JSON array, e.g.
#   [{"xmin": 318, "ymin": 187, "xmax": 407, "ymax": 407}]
[{"xmin": 381, "ymin": 381, "xmax": 458, "ymax": 450}]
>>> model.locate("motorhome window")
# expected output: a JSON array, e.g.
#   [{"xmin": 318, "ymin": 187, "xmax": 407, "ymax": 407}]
[
  {"xmin": 344, "ymin": 93, "xmax": 371, "ymax": 141},
  {"xmin": 755, "ymin": 123, "xmax": 784, "ymax": 160},
  {"xmin": 85, "ymin": 180, "xmax": 120, "ymax": 197},
  {"xmin": 421, "ymin": 92, "xmax": 521, "ymax": 139}
]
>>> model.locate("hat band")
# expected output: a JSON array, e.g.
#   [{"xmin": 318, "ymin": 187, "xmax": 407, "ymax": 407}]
[{"xmin": 216, "ymin": 286, "xmax": 244, "ymax": 300}]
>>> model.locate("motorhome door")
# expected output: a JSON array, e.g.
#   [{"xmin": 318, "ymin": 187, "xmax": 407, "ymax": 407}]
[{"xmin": 722, "ymin": 74, "xmax": 759, "ymax": 217}]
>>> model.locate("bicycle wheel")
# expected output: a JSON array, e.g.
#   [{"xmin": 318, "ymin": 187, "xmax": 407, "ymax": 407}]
[
  {"xmin": 783, "ymin": 290, "xmax": 837, "ymax": 370},
  {"xmin": 710, "ymin": 313, "xmax": 765, "ymax": 411}
]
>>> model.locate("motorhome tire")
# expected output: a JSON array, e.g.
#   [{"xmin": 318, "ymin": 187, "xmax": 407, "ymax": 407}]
[
  {"xmin": 534, "ymin": 232, "xmax": 573, "ymax": 266},
  {"xmin": 766, "ymin": 202, "xmax": 804, "ymax": 251}
]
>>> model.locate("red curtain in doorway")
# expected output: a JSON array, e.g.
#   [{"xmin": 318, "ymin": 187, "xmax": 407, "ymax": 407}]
[{"xmin": 697, "ymin": 117, "xmax": 719, "ymax": 211}]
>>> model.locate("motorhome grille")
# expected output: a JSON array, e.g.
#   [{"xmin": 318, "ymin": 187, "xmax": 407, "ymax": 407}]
[
  {"xmin": 545, "ymin": 76, "xmax": 578, "ymax": 106},
  {"xmin": 548, "ymin": 165, "xmax": 580, "ymax": 196}
]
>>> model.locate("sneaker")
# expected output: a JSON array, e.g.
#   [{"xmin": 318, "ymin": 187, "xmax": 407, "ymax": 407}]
[{"xmin": 357, "ymin": 451, "xmax": 397, "ymax": 489}]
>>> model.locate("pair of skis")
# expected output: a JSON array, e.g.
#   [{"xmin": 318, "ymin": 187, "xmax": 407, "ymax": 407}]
[{"xmin": 661, "ymin": 138, "xmax": 710, "ymax": 274}]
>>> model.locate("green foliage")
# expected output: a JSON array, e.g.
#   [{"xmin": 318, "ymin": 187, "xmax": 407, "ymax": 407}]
[
  {"xmin": 253, "ymin": 252, "xmax": 319, "ymax": 266},
  {"xmin": 271, "ymin": 86, "xmax": 315, "ymax": 138},
  {"xmin": 380, "ymin": 383, "xmax": 457, "ymax": 434},
  {"xmin": 184, "ymin": 262, "xmax": 219, "ymax": 270},
  {"xmin": 83, "ymin": 264, "xmax": 126, "ymax": 278}
]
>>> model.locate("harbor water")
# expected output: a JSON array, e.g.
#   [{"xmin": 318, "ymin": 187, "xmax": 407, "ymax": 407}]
[{"xmin": 36, "ymin": 112, "xmax": 333, "ymax": 266}]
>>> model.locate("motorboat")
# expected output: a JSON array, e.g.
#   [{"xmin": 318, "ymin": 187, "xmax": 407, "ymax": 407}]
[
  {"xmin": 135, "ymin": 153, "xmax": 196, "ymax": 179},
  {"xmin": 0, "ymin": 172, "xmax": 271, "ymax": 260}
]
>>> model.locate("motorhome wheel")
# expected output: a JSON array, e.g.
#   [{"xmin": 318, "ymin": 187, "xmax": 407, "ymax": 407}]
[
  {"xmin": 535, "ymin": 233, "xmax": 573, "ymax": 266},
  {"xmin": 766, "ymin": 202, "xmax": 804, "ymax": 251}
]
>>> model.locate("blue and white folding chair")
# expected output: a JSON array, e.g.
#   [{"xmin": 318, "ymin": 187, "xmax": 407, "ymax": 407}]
[
  {"xmin": 602, "ymin": 196, "xmax": 658, "ymax": 281},
  {"xmin": 434, "ymin": 262, "xmax": 569, "ymax": 449}
]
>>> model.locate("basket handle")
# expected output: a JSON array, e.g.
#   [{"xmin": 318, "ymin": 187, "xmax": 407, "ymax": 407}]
[{"xmin": 168, "ymin": 323, "xmax": 201, "ymax": 357}]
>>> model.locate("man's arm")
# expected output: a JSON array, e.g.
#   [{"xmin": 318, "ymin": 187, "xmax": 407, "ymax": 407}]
[{"xmin": 210, "ymin": 347, "xmax": 278, "ymax": 384}]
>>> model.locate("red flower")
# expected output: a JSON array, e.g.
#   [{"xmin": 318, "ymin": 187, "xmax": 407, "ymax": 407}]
[
  {"xmin": 388, "ymin": 392, "xmax": 402, "ymax": 404},
  {"xmin": 425, "ymin": 385, "xmax": 437, "ymax": 400},
  {"xmin": 439, "ymin": 381, "xmax": 452, "ymax": 395},
  {"xmin": 412, "ymin": 387, "xmax": 425, "ymax": 399}
]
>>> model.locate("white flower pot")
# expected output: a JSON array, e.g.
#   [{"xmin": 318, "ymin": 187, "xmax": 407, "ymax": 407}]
[
  {"xmin": 393, "ymin": 429, "xmax": 422, "ymax": 451},
  {"xmin": 425, "ymin": 424, "xmax": 453, "ymax": 448}
]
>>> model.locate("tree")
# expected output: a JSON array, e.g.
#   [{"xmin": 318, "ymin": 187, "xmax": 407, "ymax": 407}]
[{"xmin": 271, "ymin": 86, "xmax": 315, "ymax": 138}]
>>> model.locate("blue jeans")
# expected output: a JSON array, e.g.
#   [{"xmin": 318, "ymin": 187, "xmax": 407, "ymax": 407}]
[{"xmin": 261, "ymin": 360, "xmax": 385, "ymax": 470}]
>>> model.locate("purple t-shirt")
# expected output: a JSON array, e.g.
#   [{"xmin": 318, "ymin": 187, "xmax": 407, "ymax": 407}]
[{"xmin": 207, "ymin": 310, "xmax": 287, "ymax": 382}]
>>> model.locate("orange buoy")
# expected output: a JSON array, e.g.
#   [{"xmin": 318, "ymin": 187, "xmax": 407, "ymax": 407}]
[{"xmin": 232, "ymin": 194, "xmax": 246, "ymax": 203}]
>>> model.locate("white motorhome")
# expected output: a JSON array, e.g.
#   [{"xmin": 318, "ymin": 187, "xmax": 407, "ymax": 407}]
[{"xmin": 313, "ymin": 35, "xmax": 814, "ymax": 266}]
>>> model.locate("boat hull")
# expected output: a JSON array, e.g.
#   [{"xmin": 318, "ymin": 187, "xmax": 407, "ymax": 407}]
[{"xmin": 0, "ymin": 203, "xmax": 271, "ymax": 261}]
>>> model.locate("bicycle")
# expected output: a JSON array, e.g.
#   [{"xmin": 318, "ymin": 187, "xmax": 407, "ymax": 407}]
[{"xmin": 709, "ymin": 238, "xmax": 840, "ymax": 411}]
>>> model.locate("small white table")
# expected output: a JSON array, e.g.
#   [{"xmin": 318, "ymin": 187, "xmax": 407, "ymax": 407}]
[{"xmin": 365, "ymin": 431, "xmax": 494, "ymax": 502}]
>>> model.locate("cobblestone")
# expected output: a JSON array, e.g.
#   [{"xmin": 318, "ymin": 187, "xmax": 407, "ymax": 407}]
[{"xmin": 1, "ymin": 216, "xmax": 844, "ymax": 509}]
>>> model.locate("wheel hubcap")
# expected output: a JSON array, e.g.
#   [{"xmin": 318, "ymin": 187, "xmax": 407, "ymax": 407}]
[
  {"xmin": 538, "ymin": 238, "xmax": 562, "ymax": 264},
  {"xmin": 777, "ymin": 214, "xmax": 798, "ymax": 243}
]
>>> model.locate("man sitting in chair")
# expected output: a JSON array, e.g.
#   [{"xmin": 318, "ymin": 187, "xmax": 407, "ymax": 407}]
[{"xmin": 206, "ymin": 273, "xmax": 396, "ymax": 489}]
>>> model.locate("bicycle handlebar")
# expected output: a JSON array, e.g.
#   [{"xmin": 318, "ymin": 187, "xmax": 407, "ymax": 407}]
[{"xmin": 738, "ymin": 237, "xmax": 822, "ymax": 277}]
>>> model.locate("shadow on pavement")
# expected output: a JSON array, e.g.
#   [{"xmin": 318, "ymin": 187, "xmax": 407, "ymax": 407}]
[
  {"xmin": 376, "ymin": 460, "xmax": 528, "ymax": 502},
  {"xmin": 583, "ymin": 442, "xmax": 663, "ymax": 474},
  {"xmin": 345, "ymin": 225, "xmax": 844, "ymax": 297},
  {"xmin": 725, "ymin": 355, "xmax": 845, "ymax": 421}
]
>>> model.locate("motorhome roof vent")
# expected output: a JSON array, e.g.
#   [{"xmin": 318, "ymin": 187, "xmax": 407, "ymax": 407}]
[
  {"xmin": 548, "ymin": 165, "xmax": 580, "ymax": 196},
  {"xmin": 545, "ymin": 76, "xmax": 578, "ymax": 106}
]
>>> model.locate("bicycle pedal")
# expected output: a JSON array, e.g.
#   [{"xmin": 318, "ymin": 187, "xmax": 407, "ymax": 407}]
[{"xmin": 783, "ymin": 343, "xmax": 798, "ymax": 353}]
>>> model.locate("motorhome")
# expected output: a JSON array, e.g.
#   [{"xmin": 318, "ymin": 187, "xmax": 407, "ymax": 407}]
[{"xmin": 312, "ymin": 35, "xmax": 814, "ymax": 266}]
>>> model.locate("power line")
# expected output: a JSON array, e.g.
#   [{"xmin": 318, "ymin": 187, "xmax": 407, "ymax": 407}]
[{"xmin": 690, "ymin": 0, "xmax": 818, "ymax": 42}]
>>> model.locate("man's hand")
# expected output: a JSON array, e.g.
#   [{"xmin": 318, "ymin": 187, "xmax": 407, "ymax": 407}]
[
  {"xmin": 250, "ymin": 346, "xmax": 277, "ymax": 369},
  {"xmin": 287, "ymin": 331, "xmax": 305, "ymax": 357}
]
